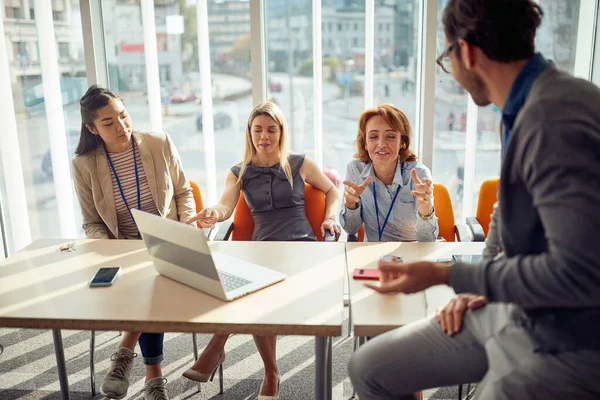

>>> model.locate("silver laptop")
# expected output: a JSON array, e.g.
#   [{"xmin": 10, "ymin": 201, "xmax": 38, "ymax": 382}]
[{"xmin": 131, "ymin": 209, "xmax": 286, "ymax": 301}]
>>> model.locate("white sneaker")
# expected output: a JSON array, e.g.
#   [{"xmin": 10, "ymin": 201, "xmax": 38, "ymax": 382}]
[
  {"xmin": 142, "ymin": 377, "xmax": 169, "ymax": 400},
  {"xmin": 102, "ymin": 347, "xmax": 136, "ymax": 399}
]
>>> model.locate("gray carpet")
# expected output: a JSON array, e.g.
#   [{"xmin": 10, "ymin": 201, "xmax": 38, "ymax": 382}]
[{"xmin": 0, "ymin": 311, "xmax": 461, "ymax": 399}]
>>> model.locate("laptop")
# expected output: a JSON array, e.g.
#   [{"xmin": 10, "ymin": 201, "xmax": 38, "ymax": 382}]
[{"xmin": 131, "ymin": 209, "xmax": 286, "ymax": 301}]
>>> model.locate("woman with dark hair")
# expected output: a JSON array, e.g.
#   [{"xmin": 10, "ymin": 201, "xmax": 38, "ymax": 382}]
[
  {"xmin": 72, "ymin": 85, "xmax": 196, "ymax": 400},
  {"xmin": 340, "ymin": 103, "xmax": 438, "ymax": 242}
]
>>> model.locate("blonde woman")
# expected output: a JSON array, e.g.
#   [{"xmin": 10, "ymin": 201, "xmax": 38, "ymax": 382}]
[
  {"xmin": 183, "ymin": 102, "xmax": 341, "ymax": 399},
  {"xmin": 340, "ymin": 104, "xmax": 439, "ymax": 242},
  {"xmin": 72, "ymin": 86, "xmax": 196, "ymax": 400}
]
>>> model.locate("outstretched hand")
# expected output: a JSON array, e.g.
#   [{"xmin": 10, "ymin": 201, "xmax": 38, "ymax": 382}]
[{"xmin": 365, "ymin": 260, "xmax": 450, "ymax": 294}]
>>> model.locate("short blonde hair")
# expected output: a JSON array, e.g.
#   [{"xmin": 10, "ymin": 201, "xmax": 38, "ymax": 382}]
[
  {"xmin": 354, "ymin": 103, "xmax": 417, "ymax": 164},
  {"xmin": 237, "ymin": 101, "xmax": 293, "ymax": 185}
]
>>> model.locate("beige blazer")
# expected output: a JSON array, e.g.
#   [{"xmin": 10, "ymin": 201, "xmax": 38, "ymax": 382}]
[{"xmin": 72, "ymin": 131, "xmax": 196, "ymax": 239}]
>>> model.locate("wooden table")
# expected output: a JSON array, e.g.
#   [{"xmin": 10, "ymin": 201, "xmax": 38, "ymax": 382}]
[
  {"xmin": 0, "ymin": 239, "xmax": 346, "ymax": 400},
  {"xmin": 346, "ymin": 241, "xmax": 486, "ymax": 336}
]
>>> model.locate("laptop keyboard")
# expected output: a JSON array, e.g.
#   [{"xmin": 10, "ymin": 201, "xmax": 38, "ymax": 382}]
[{"xmin": 218, "ymin": 270, "xmax": 252, "ymax": 292}]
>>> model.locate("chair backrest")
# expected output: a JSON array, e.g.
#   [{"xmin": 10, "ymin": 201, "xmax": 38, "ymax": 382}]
[
  {"xmin": 354, "ymin": 182, "xmax": 455, "ymax": 242},
  {"xmin": 188, "ymin": 180, "xmax": 204, "ymax": 213},
  {"xmin": 231, "ymin": 183, "xmax": 328, "ymax": 241},
  {"xmin": 433, "ymin": 182, "xmax": 456, "ymax": 242},
  {"xmin": 475, "ymin": 177, "xmax": 499, "ymax": 238}
]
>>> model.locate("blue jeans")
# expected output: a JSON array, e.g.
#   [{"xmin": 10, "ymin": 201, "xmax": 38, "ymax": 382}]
[{"xmin": 138, "ymin": 333, "xmax": 164, "ymax": 365}]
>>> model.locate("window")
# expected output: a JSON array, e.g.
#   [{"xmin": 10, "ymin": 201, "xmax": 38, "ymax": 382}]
[
  {"xmin": 266, "ymin": 0, "xmax": 315, "ymax": 160},
  {"xmin": 1, "ymin": 0, "xmax": 597, "ymax": 256},
  {"xmin": 593, "ymin": 14, "xmax": 600, "ymax": 86},
  {"xmin": 321, "ymin": 2, "xmax": 366, "ymax": 187},
  {"xmin": 432, "ymin": 0, "xmax": 584, "ymax": 219},
  {"xmin": 4, "ymin": 7, "xmax": 22, "ymax": 19},
  {"xmin": 58, "ymin": 42, "xmax": 70, "ymax": 59},
  {"xmin": 159, "ymin": 64, "xmax": 171, "ymax": 83},
  {"xmin": 52, "ymin": 10, "xmax": 66, "ymax": 21},
  {"xmin": 374, "ymin": 1, "xmax": 418, "ymax": 166},
  {"xmin": 432, "ymin": 0, "xmax": 470, "ymax": 218},
  {"xmin": 206, "ymin": 0, "xmax": 252, "ymax": 197},
  {"xmin": 1, "ymin": 0, "xmax": 88, "ymax": 253}
]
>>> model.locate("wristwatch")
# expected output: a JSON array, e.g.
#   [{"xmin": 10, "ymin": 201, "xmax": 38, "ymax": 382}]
[{"xmin": 418, "ymin": 206, "xmax": 435, "ymax": 221}]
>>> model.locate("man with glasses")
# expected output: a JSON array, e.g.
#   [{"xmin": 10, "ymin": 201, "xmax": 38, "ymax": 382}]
[{"xmin": 349, "ymin": 0, "xmax": 600, "ymax": 399}]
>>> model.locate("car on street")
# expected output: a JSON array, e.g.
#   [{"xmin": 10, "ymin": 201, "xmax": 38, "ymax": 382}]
[
  {"xmin": 196, "ymin": 110, "xmax": 233, "ymax": 132},
  {"xmin": 169, "ymin": 89, "xmax": 196, "ymax": 104},
  {"xmin": 268, "ymin": 79, "xmax": 282, "ymax": 92}
]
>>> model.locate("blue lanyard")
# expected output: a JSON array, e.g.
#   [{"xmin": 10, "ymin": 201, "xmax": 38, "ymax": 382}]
[
  {"xmin": 105, "ymin": 140, "xmax": 141, "ymax": 227},
  {"xmin": 372, "ymin": 165, "xmax": 403, "ymax": 241}
]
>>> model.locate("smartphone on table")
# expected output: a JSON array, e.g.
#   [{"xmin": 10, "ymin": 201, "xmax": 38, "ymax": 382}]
[
  {"xmin": 353, "ymin": 268, "xmax": 380, "ymax": 280},
  {"xmin": 353, "ymin": 255, "xmax": 403, "ymax": 280},
  {"xmin": 89, "ymin": 267, "xmax": 121, "ymax": 287}
]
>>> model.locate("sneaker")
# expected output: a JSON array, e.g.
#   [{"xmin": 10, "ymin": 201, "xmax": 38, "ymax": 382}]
[
  {"xmin": 102, "ymin": 347, "xmax": 136, "ymax": 399},
  {"xmin": 142, "ymin": 377, "xmax": 169, "ymax": 400}
]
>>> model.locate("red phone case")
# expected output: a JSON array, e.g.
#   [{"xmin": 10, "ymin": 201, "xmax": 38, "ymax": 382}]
[{"xmin": 353, "ymin": 268, "xmax": 380, "ymax": 280}]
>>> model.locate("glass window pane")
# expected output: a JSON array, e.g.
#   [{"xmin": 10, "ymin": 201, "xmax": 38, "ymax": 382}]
[
  {"xmin": 464, "ymin": 0, "xmax": 583, "ymax": 217},
  {"xmin": 374, "ymin": 1, "xmax": 419, "ymax": 148},
  {"xmin": 536, "ymin": 0, "xmax": 582, "ymax": 74},
  {"xmin": 207, "ymin": 0, "xmax": 251, "ymax": 196},
  {"xmin": 593, "ymin": 12, "xmax": 600, "ymax": 86},
  {"xmin": 102, "ymin": 0, "xmax": 152, "ymax": 133},
  {"xmin": 433, "ymin": 0, "xmax": 469, "ymax": 219},
  {"xmin": 265, "ymin": 0, "xmax": 314, "ymax": 161},
  {"xmin": 1, "ymin": 0, "xmax": 87, "ymax": 252},
  {"xmin": 321, "ymin": 1, "xmax": 366, "ymax": 188}
]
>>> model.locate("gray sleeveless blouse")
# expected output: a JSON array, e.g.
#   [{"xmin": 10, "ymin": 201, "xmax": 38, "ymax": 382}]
[{"xmin": 231, "ymin": 154, "xmax": 317, "ymax": 242}]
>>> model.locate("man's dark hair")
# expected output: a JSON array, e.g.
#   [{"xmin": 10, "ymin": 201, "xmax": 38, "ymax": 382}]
[{"xmin": 442, "ymin": 0, "xmax": 543, "ymax": 63}]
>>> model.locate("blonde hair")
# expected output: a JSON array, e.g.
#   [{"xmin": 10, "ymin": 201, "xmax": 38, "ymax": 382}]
[
  {"xmin": 237, "ymin": 101, "xmax": 293, "ymax": 186},
  {"xmin": 354, "ymin": 103, "xmax": 417, "ymax": 163}
]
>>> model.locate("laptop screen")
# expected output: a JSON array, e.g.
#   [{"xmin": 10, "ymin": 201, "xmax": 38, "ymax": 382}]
[{"xmin": 142, "ymin": 233, "xmax": 220, "ymax": 281}]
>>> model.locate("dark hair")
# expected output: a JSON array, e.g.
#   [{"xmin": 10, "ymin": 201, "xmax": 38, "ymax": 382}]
[
  {"xmin": 75, "ymin": 85, "xmax": 122, "ymax": 155},
  {"xmin": 442, "ymin": 0, "xmax": 543, "ymax": 63}
]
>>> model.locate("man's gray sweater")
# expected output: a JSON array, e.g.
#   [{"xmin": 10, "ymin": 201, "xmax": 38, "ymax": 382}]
[{"xmin": 451, "ymin": 66, "xmax": 600, "ymax": 351}]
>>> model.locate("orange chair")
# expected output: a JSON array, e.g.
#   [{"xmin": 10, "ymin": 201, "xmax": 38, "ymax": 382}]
[
  {"xmin": 217, "ymin": 183, "xmax": 335, "ymax": 241},
  {"xmin": 349, "ymin": 183, "xmax": 470, "ymax": 242},
  {"xmin": 466, "ymin": 177, "xmax": 499, "ymax": 240},
  {"xmin": 189, "ymin": 180, "xmax": 204, "ymax": 212}
]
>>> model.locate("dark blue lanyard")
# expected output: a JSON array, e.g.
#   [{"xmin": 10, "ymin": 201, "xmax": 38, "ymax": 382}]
[
  {"xmin": 372, "ymin": 165, "xmax": 403, "ymax": 241},
  {"xmin": 106, "ymin": 140, "xmax": 141, "ymax": 226}
]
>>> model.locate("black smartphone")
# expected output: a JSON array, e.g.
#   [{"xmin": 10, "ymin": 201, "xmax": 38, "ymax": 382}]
[
  {"xmin": 89, "ymin": 267, "xmax": 121, "ymax": 287},
  {"xmin": 452, "ymin": 255, "xmax": 483, "ymax": 264}
]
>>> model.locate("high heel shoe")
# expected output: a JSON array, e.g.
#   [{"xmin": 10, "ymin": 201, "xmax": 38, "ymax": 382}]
[
  {"xmin": 182, "ymin": 352, "xmax": 225, "ymax": 383},
  {"xmin": 257, "ymin": 375, "xmax": 280, "ymax": 400}
]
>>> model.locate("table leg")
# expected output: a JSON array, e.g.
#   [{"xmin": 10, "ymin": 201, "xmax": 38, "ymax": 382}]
[
  {"xmin": 315, "ymin": 336, "xmax": 332, "ymax": 400},
  {"xmin": 90, "ymin": 330, "xmax": 96, "ymax": 396},
  {"xmin": 52, "ymin": 329, "xmax": 70, "ymax": 400}
]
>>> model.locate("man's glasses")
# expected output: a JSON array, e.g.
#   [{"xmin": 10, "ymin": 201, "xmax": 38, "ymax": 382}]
[{"xmin": 436, "ymin": 41, "xmax": 458, "ymax": 74}]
